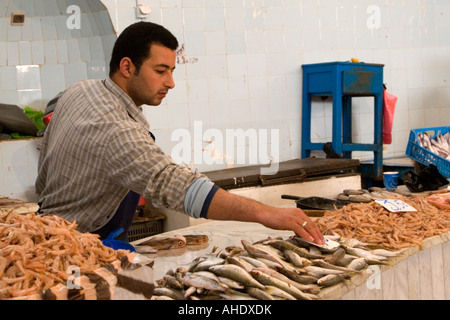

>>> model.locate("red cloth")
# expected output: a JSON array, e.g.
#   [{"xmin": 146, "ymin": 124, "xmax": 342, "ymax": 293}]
[{"xmin": 383, "ymin": 88, "xmax": 398, "ymax": 145}]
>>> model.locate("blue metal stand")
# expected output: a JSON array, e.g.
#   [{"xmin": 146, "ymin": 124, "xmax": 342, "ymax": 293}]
[{"xmin": 301, "ymin": 62, "xmax": 385, "ymax": 179}]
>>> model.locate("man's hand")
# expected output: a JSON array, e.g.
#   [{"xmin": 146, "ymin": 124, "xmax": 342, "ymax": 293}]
[{"xmin": 206, "ymin": 189, "xmax": 325, "ymax": 245}]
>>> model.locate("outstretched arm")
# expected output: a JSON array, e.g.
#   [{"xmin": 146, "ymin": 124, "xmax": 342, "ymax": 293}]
[{"xmin": 206, "ymin": 188, "xmax": 325, "ymax": 245}]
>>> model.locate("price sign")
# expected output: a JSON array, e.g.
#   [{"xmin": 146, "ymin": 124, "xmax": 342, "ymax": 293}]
[{"xmin": 375, "ymin": 199, "xmax": 417, "ymax": 213}]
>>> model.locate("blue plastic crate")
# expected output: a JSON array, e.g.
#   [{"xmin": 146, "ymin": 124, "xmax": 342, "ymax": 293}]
[{"xmin": 405, "ymin": 126, "xmax": 450, "ymax": 178}]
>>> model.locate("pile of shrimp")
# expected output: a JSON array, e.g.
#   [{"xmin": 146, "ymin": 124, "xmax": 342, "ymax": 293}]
[
  {"xmin": 0, "ymin": 210, "xmax": 122, "ymax": 299},
  {"xmin": 316, "ymin": 194, "xmax": 450, "ymax": 250}
]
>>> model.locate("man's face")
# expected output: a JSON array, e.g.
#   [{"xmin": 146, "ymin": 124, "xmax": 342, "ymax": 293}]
[{"xmin": 127, "ymin": 44, "xmax": 176, "ymax": 106}]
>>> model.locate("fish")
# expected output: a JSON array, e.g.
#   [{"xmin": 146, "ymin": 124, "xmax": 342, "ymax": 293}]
[
  {"xmin": 277, "ymin": 268, "xmax": 319, "ymax": 285},
  {"xmin": 264, "ymin": 286, "xmax": 296, "ymax": 300},
  {"xmin": 226, "ymin": 256, "xmax": 255, "ymax": 273},
  {"xmin": 370, "ymin": 249, "xmax": 404, "ymax": 257},
  {"xmin": 139, "ymin": 235, "xmax": 186, "ymax": 250},
  {"xmin": 317, "ymin": 274, "xmax": 347, "ymax": 287},
  {"xmin": 209, "ymin": 264, "xmax": 265, "ymax": 290},
  {"xmin": 304, "ymin": 266, "xmax": 345, "ymax": 278},
  {"xmin": 183, "ymin": 235, "xmax": 209, "ymax": 245},
  {"xmin": 238, "ymin": 256, "xmax": 268, "ymax": 269},
  {"xmin": 253, "ymin": 267, "xmax": 320, "ymax": 294},
  {"xmin": 246, "ymin": 287, "xmax": 275, "ymax": 300},
  {"xmin": 217, "ymin": 277, "xmax": 245, "ymax": 290},
  {"xmin": 153, "ymin": 287, "xmax": 185, "ymax": 300},
  {"xmin": 250, "ymin": 269, "xmax": 315, "ymax": 300},
  {"xmin": 162, "ymin": 274, "xmax": 183, "ymax": 290},
  {"xmin": 283, "ymin": 250, "xmax": 311, "ymax": 268},
  {"xmin": 241, "ymin": 240, "xmax": 297, "ymax": 272},
  {"xmin": 178, "ymin": 272, "xmax": 226, "ymax": 293},
  {"xmin": 265, "ymin": 239, "xmax": 324, "ymax": 259},
  {"xmin": 312, "ymin": 259, "xmax": 355, "ymax": 274},
  {"xmin": 192, "ymin": 256, "xmax": 225, "ymax": 272},
  {"xmin": 343, "ymin": 246, "xmax": 387, "ymax": 263},
  {"xmin": 134, "ymin": 245, "xmax": 158, "ymax": 254},
  {"xmin": 346, "ymin": 258, "xmax": 368, "ymax": 271}
]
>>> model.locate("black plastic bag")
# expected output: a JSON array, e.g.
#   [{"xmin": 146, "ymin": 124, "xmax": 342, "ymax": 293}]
[{"xmin": 403, "ymin": 164, "xmax": 448, "ymax": 192}]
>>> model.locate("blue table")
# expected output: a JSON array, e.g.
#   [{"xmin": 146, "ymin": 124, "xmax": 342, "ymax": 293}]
[{"xmin": 301, "ymin": 62, "xmax": 385, "ymax": 179}]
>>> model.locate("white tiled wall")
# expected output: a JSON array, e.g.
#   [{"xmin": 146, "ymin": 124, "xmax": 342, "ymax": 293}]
[
  {"xmin": 101, "ymin": 0, "xmax": 450, "ymax": 169},
  {"xmin": 1, "ymin": 0, "xmax": 450, "ymax": 201}
]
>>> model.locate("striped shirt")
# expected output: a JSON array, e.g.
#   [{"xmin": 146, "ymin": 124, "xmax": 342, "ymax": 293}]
[{"xmin": 36, "ymin": 78, "xmax": 216, "ymax": 232}]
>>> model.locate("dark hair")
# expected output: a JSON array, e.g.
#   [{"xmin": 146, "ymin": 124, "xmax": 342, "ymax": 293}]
[{"xmin": 109, "ymin": 22, "xmax": 179, "ymax": 76}]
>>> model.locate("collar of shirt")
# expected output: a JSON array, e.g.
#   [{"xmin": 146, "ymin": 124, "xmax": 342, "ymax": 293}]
[{"xmin": 104, "ymin": 77, "xmax": 150, "ymax": 131}]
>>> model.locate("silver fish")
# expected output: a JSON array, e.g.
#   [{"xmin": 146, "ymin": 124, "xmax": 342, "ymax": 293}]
[
  {"xmin": 317, "ymin": 274, "xmax": 347, "ymax": 287},
  {"xmin": 266, "ymin": 239, "xmax": 324, "ymax": 259},
  {"xmin": 226, "ymin": 255, "xmax": 255, "ymax": 272},
  {"xmin": 264, "ymin": 286, "xmax": 296, "ymax": 300},
  {"xmin": 192, "ymin": 256, "xmax": 225, "ymax": 272},
  {"xmin": 246, "ymin": 287, "xmax": 275, "ymax": 300},
  {"xmin": 250, "ymin": 269, "xmax": 315, "ymax": 300},
  {"xmin": 239, "ymin": 255, "xmax": 268, "ymax": 268},
  {"xmin": 153, "ymin": 287, "xmax": 185, "ymax": 300},
  {"xmin": 343, "ymin": 246, "xmax": 387, "ymax": 262},
  {"xmin": 304, "ymin": 266, "xmax": 345, "ymax": 278},
  {"xmin": 217, "ymin": 276, "xmax": 245, "ymax": 290},
  {"xmin": 254, "ymin": 267, "xmax": 320, "ymax": 294},
  {"xmin": 346, "ymin": 258, "xmax": 368, "ymax": 271},
  {"xmin": 241, "ymin": 240, "xmax": 297, "ymax": 272},
  {"xmin": 179, "ymin": 272, "xmax": 226, "ymax": 292},
  {"xmin": 370, "ymin": 248, "xmax": 404, "ymax": 257},
  {"xmin": 283, "ymin": 250, "xmax": 311, "ymax": 268},
  {"xmin": 209, "ymin": 264, "xmax": 265, "ymax": 290}
]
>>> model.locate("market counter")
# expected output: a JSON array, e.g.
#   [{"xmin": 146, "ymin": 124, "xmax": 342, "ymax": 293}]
[{"xmin": 132, "ymin": 220, "xmax": 450, "ymax": 300}]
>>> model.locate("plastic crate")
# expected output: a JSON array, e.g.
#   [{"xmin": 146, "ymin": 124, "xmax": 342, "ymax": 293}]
[
  {"xmin": 405, "ymin": 126, "xmax": 450, "ymax": 178},
  {"xmin": 127, "ymin": 219, "xmax": 164, "ymax": 242}
]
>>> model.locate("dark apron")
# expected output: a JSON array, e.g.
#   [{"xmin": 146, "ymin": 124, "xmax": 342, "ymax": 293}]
[
  {"xmin": 93, "ymin": 131, "xmax": 156, "ymax": 242},
  {"xmin": 93, "ymin": 190, "xmax": 140, "ymax": 242}
]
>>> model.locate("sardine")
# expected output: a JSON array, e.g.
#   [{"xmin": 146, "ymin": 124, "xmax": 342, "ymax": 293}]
[
  {"xmin": 304, "ymin": 266, "xmax": 345, "ymax": 278},
  {"xmin": 250, "ymin": 269, "xmax": 315, "ymax": 300},
  {"xmin": 317, "ymin": 274, "xmax": 347, "ymax": 287},
  {"xmin": 346, "ymin": 258, "xmax": 368, "ymax": 271},
  {"xmin": 179, "ymin": 272, "xmax": 226, "ymax": 292},
  {"xmin": 239, "ymin": 255, "xmax": 268, "ymax": 268},
  {"xmin": 192, "ymin": 256, "xmax": 225, "ymax": 271},
  {"xmin": 246, "ymin": 287, "xmax": 275, "ymax": 300},
  {"xmin": 162, "ymin": 274, "xmax": 183, "ymax": 290},
  {"xmin": 343, "ymin": 246, "xmax": 387, "ymax": 262},
  {"xmin": 278, "ymin": 268, "xmax": 319, "ymax": 285},
  {"xmin": 209, "ymin": 264, "xmax": 265, "ymax": 290},
  {"xmin": 312, "ymin": 259, "xmax": 355, "ymax": 274},
  {"xmin": 283, "ymin": 250, "xmax": 311, "ymax": 268},
  {"xmin": 217, "ymin": 276, "xmax": 245, "ymax": 290},
  {"xmin": 241, "ymin": 240, "xmax": 297, "ymax": 272},
  {"xmin": 370, "ymin": 248, "xmax": 404, "ymax": 257},
  {"xmin": 264, "ymin": 286, "xmax": 296, "ymax": 300},
  {"xmin": 226, "ymin": 256, "xmax": 254, "ymax": 273},
  {"xmin": 153, "ymin": 287, "xmax": 185, "ymax": 300},
  {"xmin": 254, "ymin": 267, "xmax": 320, "ymax": 294},
  {"xmin": 266, "ymin": 239, "xmax": 323, "ymax": 259}
]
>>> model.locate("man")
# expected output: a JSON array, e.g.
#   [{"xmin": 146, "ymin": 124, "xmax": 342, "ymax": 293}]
[{"xmin": 36, "ymin": 22, "xmax": 324, "ymax": 245}]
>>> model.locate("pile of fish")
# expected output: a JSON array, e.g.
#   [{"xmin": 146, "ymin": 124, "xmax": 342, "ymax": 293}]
[
  {"xmin": 417, "ymin": 131, "xmax": 450, "ymax": 160},
  {"xmin": 152, "ymin": 235, "xmax": 403, "ymax": 300}
]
